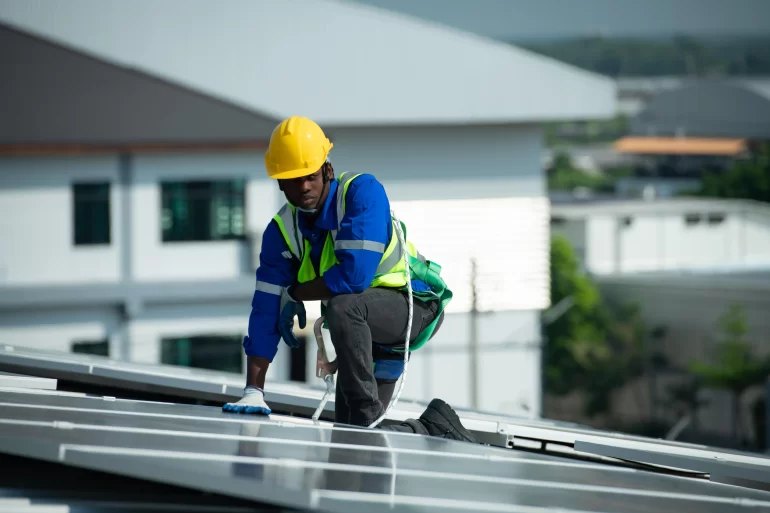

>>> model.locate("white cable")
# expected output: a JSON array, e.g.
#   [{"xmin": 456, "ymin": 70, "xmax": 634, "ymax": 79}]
[{"xmin": 368, "ymin": 211, "xmax": 412, "ymax": 429}]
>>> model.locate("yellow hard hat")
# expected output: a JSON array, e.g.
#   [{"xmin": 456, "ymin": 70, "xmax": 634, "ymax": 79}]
[{"xmin": 264, "ymin": 116, "xmax": 333, "ymax": 180}]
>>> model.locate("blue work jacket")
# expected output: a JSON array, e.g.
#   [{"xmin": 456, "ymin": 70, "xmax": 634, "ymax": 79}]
[{"xmin": 245, "ymin": 174, "xmax": 427, "ymax": 361}]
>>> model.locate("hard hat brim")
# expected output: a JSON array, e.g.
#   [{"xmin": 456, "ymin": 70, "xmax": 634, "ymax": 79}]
[{"xmin": 268, "ymin": 167, "xmax": 322, "ymax": 180}]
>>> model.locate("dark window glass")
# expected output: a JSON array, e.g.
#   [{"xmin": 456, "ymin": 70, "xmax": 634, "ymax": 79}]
[
  {"xmin": 161, "ymin": 180, "xmax": 245, "ymax": 242},
  {"xmin": 73, "ymin": 183, "xmax": 111, "ymax": 245},
  {"xmin": 161, "ymin": 335, "xmax": 243, "ymax": 373},
  {"xmin": 707, "ymin": 213, "xmax": 726, "ymax": 225},
  {"xmin": 72, "ymin": 340, "xmax": 109, "ymax": 356},
  {"xmin": 684, "ymin": 213, "xmax": 701, "ymax": 226}
]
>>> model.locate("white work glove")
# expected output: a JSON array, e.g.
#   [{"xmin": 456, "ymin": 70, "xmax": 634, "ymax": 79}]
[{"xmin": 222, "ymin": 386, "xmax": 271, "ymax": 415}]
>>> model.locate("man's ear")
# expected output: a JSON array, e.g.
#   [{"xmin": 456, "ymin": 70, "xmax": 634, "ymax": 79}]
[{"xmin": 325, "ymin": 162, "xmax": 335, "ymax": 182}]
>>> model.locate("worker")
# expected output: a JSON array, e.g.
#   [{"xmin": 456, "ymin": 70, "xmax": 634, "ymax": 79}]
[{"xmin": 223, "ymin": 116, "xmax": 477, "ymax": 443}]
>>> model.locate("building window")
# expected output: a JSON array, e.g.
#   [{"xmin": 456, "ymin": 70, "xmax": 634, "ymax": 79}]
[
  {"xmin": 684, "ymin": 213, "xmax": 701, "ymax": 226},
  {"xmin": 161, "ymin": 335, "xmax": 243, "ymax": 373},
  {"xmin": 161, "ymin": 180, "xmax": 245, "ymax": 242},
  {"xmin": 550, "ymin": 216, "xmax": 567, "ymax": 226},
  {"xmin": 73, "ymin": 183, "xmax": 111, "ymax": 245},
  {"xmin": 707, "ymin": 213, "xmax": 726, "ymax": 225},
  {"xmin": 72, "ymin": 340, "xmax": 109, "ymax": 357}
]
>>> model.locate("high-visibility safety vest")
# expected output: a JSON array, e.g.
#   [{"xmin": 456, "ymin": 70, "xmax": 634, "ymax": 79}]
[{"xmin": 272, "ymin": 172, "xmax": 452, "ymax": 352}]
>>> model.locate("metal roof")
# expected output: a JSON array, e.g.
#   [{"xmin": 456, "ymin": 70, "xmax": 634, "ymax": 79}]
[
  {"xmin": 0, "ymin": 24, "xmax": 276, "ymax": 147},
  {"xmin": 630, "ymin": 81, "xmax": 770, "ymax": 139},
  {"xmin": 0, "ymin": 0, "xmax": 615, "ymax": 127},
  {"xmin": 598, "ymin": 268, "xmax": 770, "ymax": 293},
  {"xmin": 550, "ymin": 197, "xmax": 770, "ymax": 219},
  {"xmin": 1, "ymin": 346, "xmax": 770, "ymax": 512}
]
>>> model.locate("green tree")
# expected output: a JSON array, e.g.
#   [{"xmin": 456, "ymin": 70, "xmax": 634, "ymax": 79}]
[
  {"xmin": 547, "ymin": 151, "xmax": 615, "ymax": 192},
  {"xmin": 581, "ymin": 302, "xmax": 647, "ymax": 416},
  {"xmin": 545, "ymin": 235, "xmax": 606, "ymax": 396},
  {"xmin": 663, "ymin": 377, "xmax": 709, "ymax": 433},
  {"xmin": 697, "ymin": 144, "xmax": 770, "ymax": 203},
  {"xmin": 545, "ymin": 236, "xmax": 646, "ymax": 416},
  {"xmin": 689, "ymin": 305, "xmax": 770, "ymax": 443},
  {"xmin": 521, "ymin": 36, "xmax": 770, "ymax": 78}
]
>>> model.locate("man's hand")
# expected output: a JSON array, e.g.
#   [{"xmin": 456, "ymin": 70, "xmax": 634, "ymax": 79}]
[
  {"xmin": 279, "ymin": 287, "xmax": 306, "ymax": 349},
  {"xmin": 317, "ymin": 349, "xmax": 338, "ymax": 376}
]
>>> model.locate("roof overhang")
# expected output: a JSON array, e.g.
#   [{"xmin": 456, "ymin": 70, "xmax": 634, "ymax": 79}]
[
  {"xmin": 0, "ymin": 0, "xmax": 616, "ymax": 126},
  {"xmin": 614, "ymin": 136, "xmax": 747, "ymax": 156}
]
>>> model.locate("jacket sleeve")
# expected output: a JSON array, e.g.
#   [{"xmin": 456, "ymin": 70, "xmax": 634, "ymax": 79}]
[
  {"xmin": 244, "ymin": 219, "xmax": 297, "ymax": 361},
  {"xmin": 322, "ymin": 175, "xmax": 392, "ymax": 294}
]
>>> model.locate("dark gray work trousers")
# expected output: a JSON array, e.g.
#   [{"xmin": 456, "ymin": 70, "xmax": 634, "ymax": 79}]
[{"xmin": 325, "ymin": 287, "xmax": 443, "ymax": 429}]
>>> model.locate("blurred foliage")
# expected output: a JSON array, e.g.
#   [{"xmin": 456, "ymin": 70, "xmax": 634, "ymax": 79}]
[
  {"xmin": 522, "ymin": 35, "xmax": 770, "ymax": 77},
  {"xmin": 547, "ymin": 151, "xmax": 631, "ymax": 192},
  {"xmin": 689, "ymin": 305, "xmax": 770, "ymax": 394},
  {"xmin": 545, "ymin": 115, "xmax": 630, "ymax": 147},
  {"xmin": 689, "ymin": 305, "xmax": 770, "ymax": 442},
  {"xmin": 663, "ymin": 376, "xmax": 710, "ymax": 432},
  {"xmin": 545, "ymin": 236, "xmax": 645, "ymax": 416},
  {"xmin": 694, "ymin": 144, "xmax": 770, "ymax": 203}
]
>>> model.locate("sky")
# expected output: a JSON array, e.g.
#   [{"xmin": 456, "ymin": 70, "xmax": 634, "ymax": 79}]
[{"xmin": 352, "ymin": 0, "xmax": 770, "ymax": 41}]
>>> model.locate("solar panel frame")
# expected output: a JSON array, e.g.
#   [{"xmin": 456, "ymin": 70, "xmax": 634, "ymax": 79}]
[
  {"xmin": 576, "ymin": 439, "xmax": 770, "ymax": 489},
  {"xmin": 0, "ymin": 371, "xmax": 56, "ymax": 390},
  {"xmin": 3, "ymin": 388, "xmax": 770, "ymax": 513},
  {"xmin": 3, "ymin": 344, "xmax": 770, "ymax": 495},
  {"xmin": 0, "ymin": 345, "xmax": 511, "ymax": 444}
]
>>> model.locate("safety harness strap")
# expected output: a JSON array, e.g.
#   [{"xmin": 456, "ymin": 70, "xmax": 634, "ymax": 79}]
[{"xmin": 392, "ymin": 220, "xmax": 453, "ymax": 353}]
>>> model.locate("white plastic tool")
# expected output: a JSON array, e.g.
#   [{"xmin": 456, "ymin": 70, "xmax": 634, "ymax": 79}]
[{"xmin": 311, "ymin": 316, "xmax": 335, "ymax": 421}]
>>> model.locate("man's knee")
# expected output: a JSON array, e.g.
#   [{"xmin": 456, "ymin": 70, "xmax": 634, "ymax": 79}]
[{"xmin": 325, "ymin": 293, "xmax": 361, "ymax": 327}]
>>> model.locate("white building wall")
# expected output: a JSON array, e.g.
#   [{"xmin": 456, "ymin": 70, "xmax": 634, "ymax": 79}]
[
  {"xmin": 0, "ymin": 156, "xmax": 121, "ymax": 286},
  {"xmin": 328, "ymin": 124, "xmax": 544, "ymax": 200},
  {"xmin": 585, "ymin": 216, "xmax": 617, "ymax": 274},
  {"xmin": 569, "ymin": 208, "xmax": 770, "ymax": 276},
  {"xmin": 0, "ymin": 308, "xmax": 120, "ymax": 353},
  {"xmin": 131, "ymin": 152, "xmax": 277, "ymax": 282},
  {"xmin": 746, "ymin": 210, "xmax": 770, "ymax": 266},
  {"xmin": 409, "ymin": 310, "xmax": 541, "ymax": 417}
]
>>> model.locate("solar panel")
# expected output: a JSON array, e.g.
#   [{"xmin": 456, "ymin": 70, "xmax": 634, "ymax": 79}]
[
  {"xmin": 0, "ymin": 345, "xmax": 510, "ymax": 444},
  {"xmin": 0, "ymin": 345, "xmax": 670, "ymax": 443},
  {"xmin": 2, "ymin": 388, "xmax": 769, "ymax": 513},
  {"xmin": 0, "ymin": 344, "xmax": 335, "ymax": 415},
  {"xmin": 575, "ymin": 439, "xmax": 770, "ymax": 490},
  {"xmin": 3, "ymin": 342, "xmax": 769, "ymax": 483},
  {"xmin": 0, "ymin": 370, "xmax": 56, "ymax": 390}
]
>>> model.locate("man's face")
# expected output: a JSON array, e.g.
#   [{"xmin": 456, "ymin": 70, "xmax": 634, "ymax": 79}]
[{"xmin": 279, "ymin": 168, "xmax": 326, "ymax": 211}]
